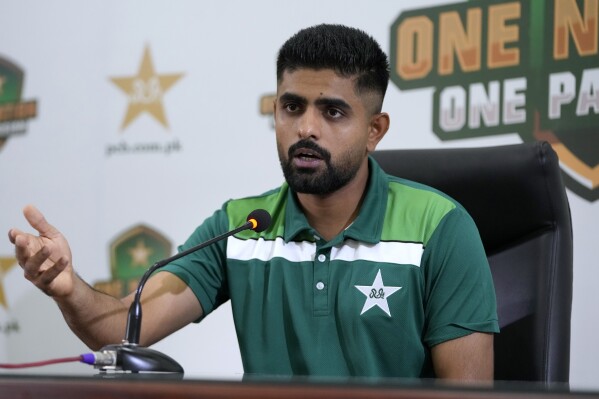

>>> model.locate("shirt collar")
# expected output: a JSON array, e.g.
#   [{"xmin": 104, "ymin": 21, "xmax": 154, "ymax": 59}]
[{"xmin": 283, "ymin": 157, "xmax": 388, "ymax": 244}]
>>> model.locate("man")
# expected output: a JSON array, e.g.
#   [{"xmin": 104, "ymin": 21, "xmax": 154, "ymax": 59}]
[{"xmin": 8, "ymin": 24, "xmax": 498, "ymax": 380}]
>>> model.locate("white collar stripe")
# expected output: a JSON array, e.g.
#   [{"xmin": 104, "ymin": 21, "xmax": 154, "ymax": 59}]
[
  {"xmin": 227, "ymin": 236, "xmax": 316, "ymax": 262},
  {"xmin": 330, "ymin": 239, "xmax": 423, "ymax": 267},
  {"xmin": 227, "ymin": 237, "xmax": 423, "ymax": 267}
]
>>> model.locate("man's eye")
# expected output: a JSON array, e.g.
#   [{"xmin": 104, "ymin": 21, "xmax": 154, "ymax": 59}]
[
  {"xmin": 327, "ymin": 108, "xmax": 343, "ymax": 118},
  {"xmin": 285, "ymin": 103, "xmax": 300, "ymax": 112}
]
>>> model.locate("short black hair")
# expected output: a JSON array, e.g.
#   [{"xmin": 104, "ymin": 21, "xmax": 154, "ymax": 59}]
[{"xmin": 276, "ymin": 24, "xmax": 389, "ymax": 111}]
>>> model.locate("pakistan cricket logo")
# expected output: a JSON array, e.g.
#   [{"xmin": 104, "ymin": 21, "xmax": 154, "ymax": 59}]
[
  {"xmin": 390, "ymin": 0, "xmax": 599, "ymax": 201},
  {"xmin": 94, "ymin": 225, "xmax": 172, "ymax": 297},
  {"xmin": 0, "ymin": 56, "xmax": 37, "ymax": 151}
]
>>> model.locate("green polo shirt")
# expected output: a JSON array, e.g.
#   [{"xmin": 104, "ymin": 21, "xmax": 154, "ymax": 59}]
[{"xmin": 163, "ymin": 157, "xmax": 499, "ymax": 378}]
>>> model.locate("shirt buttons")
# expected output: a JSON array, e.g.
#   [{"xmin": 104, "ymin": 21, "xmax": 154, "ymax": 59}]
[
  {"xmin": 317, "ymin": 254, "xmax": 326, "ymax": 262},
  {"xmin": 316, "ymin": 282, "xmax": 325, "ymax": 290}
]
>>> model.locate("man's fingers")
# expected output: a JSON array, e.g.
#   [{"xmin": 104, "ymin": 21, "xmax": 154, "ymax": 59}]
[
  {"xmin": 7, "ymin": 228, "xmax": 22, "ymax": 244},
  {"xmin": 23, "ymin": 205, "xmax": 60, "ymax": 238},
  {"xmin": 22, "ymin": 249, "xmax": 69, "ymax": 289},
  {"xmin": 13, "ymin": 233, "xmax": 37, "ymax": 262},
  {"xmin": 38, "ymin": 257, "xmax": 69, "ymax": 286},
  {"xmin": 22, "ymin": 245, "xmax": 51, "ymax": 280},
  {"xmin": 10, "ymin": 205, "xmax": 73, "ymax": 298}
]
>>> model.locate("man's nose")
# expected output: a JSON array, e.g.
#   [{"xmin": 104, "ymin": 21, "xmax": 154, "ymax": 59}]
[{"xmin": 297, "ymin": 108, "xmax": 321, "ymax": 139}]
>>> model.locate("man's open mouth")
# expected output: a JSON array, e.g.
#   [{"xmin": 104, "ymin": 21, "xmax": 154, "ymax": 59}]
[{"xmin": 293, "ymin": 148, "xmax": 323, "ymax": 161}]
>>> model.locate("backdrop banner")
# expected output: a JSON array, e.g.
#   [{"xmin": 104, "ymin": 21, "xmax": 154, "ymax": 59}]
[{"xmin": 0, "ymin": 0, "xmax": 596, "ymax": 390}]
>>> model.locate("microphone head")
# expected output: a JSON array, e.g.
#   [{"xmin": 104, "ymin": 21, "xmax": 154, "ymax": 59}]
[{"xmin": 246, "ymin": 209, "xmax": 271, "ymax": 233}]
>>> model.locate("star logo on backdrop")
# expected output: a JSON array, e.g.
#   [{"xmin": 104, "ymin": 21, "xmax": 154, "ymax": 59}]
[
  {"xmin": 94, "ymin": 225, "xmax": 172, "ymax": 298},
  {"xmin": 355, "ymin": 269, "xmax": 402, "ymax": 317},
  {"xmin": 128, "ymin": 239, "xmax": 154, "ymax": 267},
  {"xmin": 0, "ymin": 257, "xmax": 17, "ymax": 309},
  {"xmin": 110, "ymin": 45, "xmax": 184, "ymax": 130}
]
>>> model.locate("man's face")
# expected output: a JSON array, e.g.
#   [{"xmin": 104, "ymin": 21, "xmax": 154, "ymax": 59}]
[{"xmin": 274, "ymin": 69, "xmax": 376, "ymax": 195}]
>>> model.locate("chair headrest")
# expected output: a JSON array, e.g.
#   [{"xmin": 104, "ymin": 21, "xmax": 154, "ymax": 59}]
[{"xmin": 371, "ymin": 142, "xmax": 572, "ymax": 253}]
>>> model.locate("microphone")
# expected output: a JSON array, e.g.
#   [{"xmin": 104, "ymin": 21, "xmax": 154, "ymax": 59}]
[{"xmin": 96, "ymin": 209, "xmax": 271, "ymax": 374}]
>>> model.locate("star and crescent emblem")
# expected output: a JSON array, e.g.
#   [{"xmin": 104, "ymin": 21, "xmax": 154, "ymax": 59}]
[
  {"xmin": 355, "ymin": 269, "xmax": 402, "ymax": 317},
  {"xmin": 110, "ymin": 46, "xmax": 184, "ymax": 130}
]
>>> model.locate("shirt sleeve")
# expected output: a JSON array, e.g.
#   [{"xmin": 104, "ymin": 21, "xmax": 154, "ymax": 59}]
[
  {"xmin": 161, "ymin": 205, "xmax": 230, "ymax": 322},
  {"xmin": 421, "ymin": 206, "xmax": 500, "ymax": 347}
]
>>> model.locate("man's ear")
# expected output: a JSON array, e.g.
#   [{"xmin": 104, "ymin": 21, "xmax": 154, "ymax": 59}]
[{"xmin": 367, "ymin": 112, "xmax": 390, "ymax": 153}]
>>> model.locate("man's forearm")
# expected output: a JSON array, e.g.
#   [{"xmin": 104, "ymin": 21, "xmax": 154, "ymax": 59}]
[{"xmin": 54, "ymin": 275, "xmax": 131, "ymax": 350}]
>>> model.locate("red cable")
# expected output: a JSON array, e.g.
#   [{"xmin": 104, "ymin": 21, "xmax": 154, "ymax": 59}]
[{"xmin": 0, "ymin": 356, "xmax": 83, "ymax": 369}]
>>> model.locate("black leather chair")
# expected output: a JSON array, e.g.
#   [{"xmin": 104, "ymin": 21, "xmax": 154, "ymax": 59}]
[{"xmin": 371, "ymin": 141, "xmax": 573, "ymax": 383}]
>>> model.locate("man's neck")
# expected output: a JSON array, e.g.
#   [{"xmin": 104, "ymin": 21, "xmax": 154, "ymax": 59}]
[{"xmin": 296, "ymin": 161, "xmax": 370, "ymax": 241}]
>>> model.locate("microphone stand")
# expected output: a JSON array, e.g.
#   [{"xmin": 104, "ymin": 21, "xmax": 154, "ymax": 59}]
[{"xmin": 97, "ymin": 222, "xmax": 254, "ymax": 374}]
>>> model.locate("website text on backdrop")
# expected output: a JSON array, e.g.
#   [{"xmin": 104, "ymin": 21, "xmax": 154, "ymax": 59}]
[{"xmin": 8, "ymin": 24, "xmax": 498, "ymax": 381}]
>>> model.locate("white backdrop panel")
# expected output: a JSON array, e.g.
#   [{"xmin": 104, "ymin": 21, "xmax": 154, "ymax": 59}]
[{"xmin": 0, "ymin": 0, "xmax": 596, "ymax": 390}]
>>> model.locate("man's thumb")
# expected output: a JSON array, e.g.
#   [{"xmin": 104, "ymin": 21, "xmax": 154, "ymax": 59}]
[{"xmin": 23, "ymin": 205, "xmax": 60, "ymax": 238}]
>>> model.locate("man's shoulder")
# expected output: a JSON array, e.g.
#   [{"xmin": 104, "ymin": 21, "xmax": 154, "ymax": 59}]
[
  {"xmin": 225, "ymin": 185, "xmax": 286, "ymax": 214},
  {"xmin": 385, "ymin": 175, "xmax": 459, "ymax": 212},
  {"xmin": 370, "ymin": 156, "xmax": 461, "ymax": 214},
  {"xmin": 380, "ymin": 175, "xmax": 471, "ymax": 244},
  {"xmin": 220, "ymin": 184, "xmax": 288, "ymax": 235}
]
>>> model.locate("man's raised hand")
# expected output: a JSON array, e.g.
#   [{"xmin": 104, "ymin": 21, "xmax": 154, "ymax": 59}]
[{"xmin": 8, "ymin": 205, "xmax": 75, "ymax": 297}]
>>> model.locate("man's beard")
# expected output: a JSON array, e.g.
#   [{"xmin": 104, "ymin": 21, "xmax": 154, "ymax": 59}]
[{"xmin": 278, "ymin": 139, "xmax": 363, "ymax": 195}]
